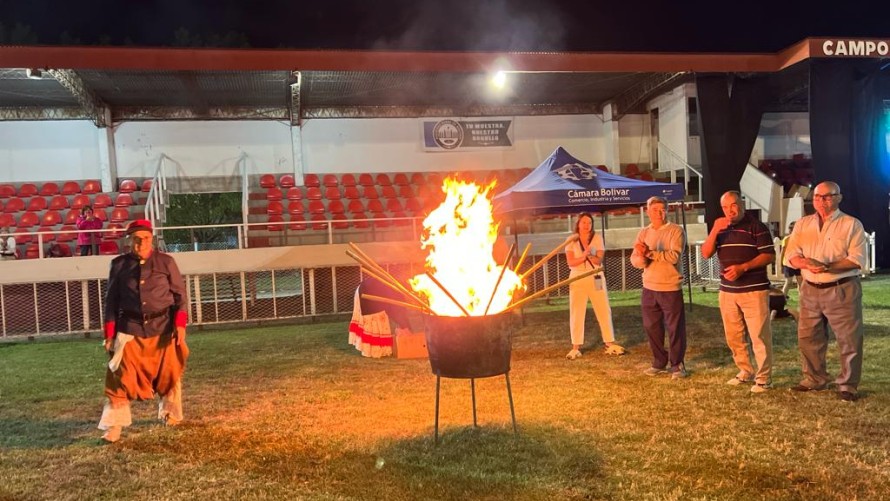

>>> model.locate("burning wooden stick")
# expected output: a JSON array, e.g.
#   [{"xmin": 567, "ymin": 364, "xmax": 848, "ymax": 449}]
[
  {"xmin": 425, "ymin": 271, "xmax": 471, "ymax": 317},
  {"xmin": 503, "ymin": 268, "xmax": 599, "ymax": 314},
  {"xmin": 345, "ymin": 248, "xmax": 429, "ymax": 309},
  {"xmin": 361, "ymin": 293, "xmax": 428, "ymax": 313},
  {"xmin": 483, "ymin": 243, "xmax": 515, "ymax": 316},
  {"xmin": 513, "ymin": 242, "xmax": 531, "ymax": 274},
  {"xmin": 519, "ymin": 235, "xmax": 578, "ymax": 282}
]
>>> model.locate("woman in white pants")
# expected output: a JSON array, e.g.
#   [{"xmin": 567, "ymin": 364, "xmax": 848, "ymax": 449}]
[{"xmin": 564, "ymin": 212, "xmax": 623, "ymax": 359}]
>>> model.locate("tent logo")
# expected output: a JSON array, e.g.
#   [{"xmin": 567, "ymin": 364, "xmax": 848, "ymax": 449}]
[
  {"xmin": 432, "ymin": 120, "xmax": 464, "ymax": 149},
  {"xmin": 554, "ymin": 162, "xmax": 596, "ymax": 181}
]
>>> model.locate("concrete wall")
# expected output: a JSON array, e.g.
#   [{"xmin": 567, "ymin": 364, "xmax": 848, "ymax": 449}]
[{"xmin": 0, "ymin": 120, "xmax": 100, "ymax": 182}]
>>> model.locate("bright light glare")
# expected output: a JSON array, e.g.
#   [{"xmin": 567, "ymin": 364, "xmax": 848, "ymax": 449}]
[{"xmin": 491, "ymin": 71, "xmax": 507, "ymax": 90}]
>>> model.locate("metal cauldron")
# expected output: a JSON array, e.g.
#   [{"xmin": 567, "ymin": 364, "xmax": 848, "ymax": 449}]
[{"xmin": 423, "ymin": 311, "xmax": 513, "ymax": 379}]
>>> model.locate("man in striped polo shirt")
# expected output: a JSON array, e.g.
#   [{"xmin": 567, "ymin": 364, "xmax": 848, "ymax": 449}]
[{"xmin": 702, "ymin": 191, "xmax": 775, "ymax": 393}]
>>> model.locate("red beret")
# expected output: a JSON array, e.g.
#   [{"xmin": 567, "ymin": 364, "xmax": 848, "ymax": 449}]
[{"xmin": 126, "ymin": 219, "xmax": 153, "ymax": 235}]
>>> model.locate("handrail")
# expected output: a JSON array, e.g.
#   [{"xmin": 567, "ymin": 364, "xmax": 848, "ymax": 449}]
[
  {"xmin": 657, "ymin": 141, "xmax": 702, "ymax": 202},
  {"xmin": 143, "ymin": 154, "xmax": 169, "ymax": 231}
]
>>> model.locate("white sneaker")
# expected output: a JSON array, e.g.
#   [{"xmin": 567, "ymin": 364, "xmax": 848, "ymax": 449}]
[
  {"xmin": 726, "ymin": 376, "xmax": 753, "ymax": 386},
  {"xmin": 566, "ymin": 349, "xmax": 582, "ymax": 360},
  {"xmin": 751, "ymin": 383, "xmax": 772, "ymax": 393},
  {"xmin": 644, "ymin": 366, "xmax": 667, "ymax": 376}
]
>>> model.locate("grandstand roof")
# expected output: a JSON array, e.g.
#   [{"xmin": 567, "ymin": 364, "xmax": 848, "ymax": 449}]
[{"xmin": 0, "ymin": 39, "xmax": 827, "ymax": 124}]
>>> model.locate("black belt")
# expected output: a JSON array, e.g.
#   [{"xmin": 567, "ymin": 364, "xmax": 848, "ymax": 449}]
[
  {"xmin": 806, "ymin": 276, "xmax": 855, "ymax": 289},
  {"xmin": 121, "ymin": 309, "xmax": 168, "ymax": 323}
]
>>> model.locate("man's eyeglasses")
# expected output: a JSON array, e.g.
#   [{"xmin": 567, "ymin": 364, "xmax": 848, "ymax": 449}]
[{"xmin": 813, "ymin": 193, "xmax": 839, "ymax": 200}]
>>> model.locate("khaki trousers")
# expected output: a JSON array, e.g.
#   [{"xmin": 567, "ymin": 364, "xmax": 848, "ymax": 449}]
[{"xmin": 718, "ymin": 289, "xmax": 773, "ymax": 384}]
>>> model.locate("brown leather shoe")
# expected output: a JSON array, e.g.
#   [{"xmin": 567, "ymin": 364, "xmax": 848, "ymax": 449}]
[
  {"xmin": 838, "ymin": 391, "xmax": 858, "ymax": 402},
  {"xmin": 791, "ymin": 384, "xmax": 825, "ymax": 392}
]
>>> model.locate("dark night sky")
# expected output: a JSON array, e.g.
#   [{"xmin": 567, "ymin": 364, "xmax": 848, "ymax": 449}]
[{"xmin": 1, "ymin": 0, "xmax": 889, "ymax": 52}]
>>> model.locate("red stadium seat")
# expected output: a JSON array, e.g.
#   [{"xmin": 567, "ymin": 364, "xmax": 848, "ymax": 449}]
[
  {"xmin": 99, "ymin": 241, "xmax": 120, "ymax": 255},
  {"xmin": 307, "ymin": 200, "xmax": 325, "ymax": 214},
  {"xmin": 405, "ymin": 197, "xmax": 423, "ymax": 215},
  {"xmin": 25, "ymin": 197, "xmax": 47, "ymax": 212},
  {"xmin": 57, "ymin": 225, "xmax": 77, "ymax": 242},
  {"xmin": 93, "ymin": 208, "xmax": 108, "ymax": 222},
  {"xmin": 82, "ymin": 180, "xmax": 101, "ymax": 194},
  {"xmin": 49, "ymin": 195, "xmax": 69, "ymax": 210},
  {"xmin": 41, "ymin": 211, "xmax": 62, "ymax": 226},
  {"xmin": 267, "ymin": 214, "xmax": 285, "ymax": 231},
  {"xmin": 411, "ymin": 172, "xmax": 426, "ymax": 186},
  {"xmin": 279, "ymin": 174, "xmax": 295, "ymax": 189},
  {"xmin": 381, "ymin": 185, "xmax": 397, "ymax": 199},
  {"xmin": 3, "ymin": 197, "xmax": 24, "ymax": 213},
  {"xmin": 260, "ymin": 174, "xmax": 277, "ymax": 188},
  {"xmin": 266, "ymin": 187, "xmax": 283, "ymax": 201},
  {"xmin": 427, "ymin": 173, "xmax": 442, "ymax": 187},
  {"xmin": 331, "ymin": 213, "xmax": 349, "ymax": 230},
  {"xmin": 141, "ymin": 179, "xmax": 153, "ymax": 192},
  {"xmin": 118, "ymin": 179, "xmax": 137, "ymax": 193},
  {"xmin": 324, "ymin": 187, "xmax": 341, "ymax": 200},
  {"xmin": 18, "ymin": 183, "xmax": 38, "ymax": 197},
  {"xmin": 304, "ymin": 173, "xmax": 320, "ymax": 188},
  {"xmin": 25, "ymin": 243, "xmax": 40, "ymax": 259},
  {"xmin": 358, "ymin": 173, "xmax": 374, "ymax": 186},
  {"xmin": 393, "ymin": 173, "xmax": 410, "ymax": 186},
  {"xmin": 0, "ymin": 213, "xmax": 15, "ymax": 227},
  {"xmin": 596, "ymin": 165, "xmax": 609, "ymax": 173},
  {"xmin": 343, "ymin": 186, "xmax": 360, "ymax": 200},
  {"xmin": 310, "ymin": 214, "xmax": 329, "ymax": 230},
  {"xmin": 286, "ymin": 187, "xmax": 304, "ymax": 200},
  {"xmin": 306, "ymin": 187, "xmax": 322, "ymax": 200},
  {"xmin": 625, "ymin": 164, "xmax": 640, "ymax": 176},
  {"xmin": 288, "ymin": 214, "xmax": 307, "ymax": 231},
  {"xmin": 114, "ymin": 193, "xmax": 135, "ymax": 207},
  {"xmin": 322, "ymin": 174, "xmax": 339, "ymax": 187},
  {"xmin": 398, "ymin": 185, "xmax": 414, "ymax": 198},
  {"xmin": 39, "ymin": 182, "xmax": 59, "ymax": 196},
  {"xmin": 61, "ymin": 181, "xmax": 81, "ymax": 195},
  {"xmin": 362, "ymin": 186, "xmax": 379, "ymax": 199},
  {"xmin": 104, "ymin": 223, "xmax": 125, "ymax": 239},
  {"xmin": 17, "ymin": 212, "xmax": 39, "ymax": 228},
  {"xmin": 386, "ymin": 198, "xmax": 404, "ymax": 213},
  {"xmin": 375, "ymin": 173, "xmax": 392, "ymax": 186},
  {"xmin": 36, "ymin": 226, "xmax": 56, "ymax": 242},
  {"xmin": 287, "ymin": 200, "xmax": 305, "ymax": 215},
  {"xmin": 71, "ymin": 194, "xmax": 90, "ymax": 210},
  {"xmin": 341, "ymin": 173, "xmax": 357, "ymax": 187},
  {"xmin": 0, "ymin": 184, "xmax": 17, "ymax": 198},
  {"xmin": 266, "ymin": 201, "xmax": 284, "ymax": 215},
  {"xmin": 110, "ymin": 207, "xmax": 130, "ymax": 223},
  {"xmin": 351, "ymin": 212, "xmax": 370, "ymax": 228},
  {"xmin": 93, "ymin": 193, "xmax": 113, "ymax": 209},
  {"xmin": 328, "ymin": 199, "xmax": 346, "ymax": 214},
  {"xmin": 63, "ymin": 209, "xmax": 79, "ymax": 225},
  {"xmin": 366, "ymin": 199, "xmax": 384, "ymax": 213},
  {"xmin": 372, "ymin": 212, "xmax": 390, "ymax": 228},
  {"xmin": 640, "ymin": 172, "xmax": 654, "ymax": 181},
  {"xmin": 347, "ymin": 199, "xmax": 365, "ymax": 214}
]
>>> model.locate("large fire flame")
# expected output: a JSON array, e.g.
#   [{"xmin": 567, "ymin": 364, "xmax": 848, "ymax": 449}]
[{"xmin": 410, "ymin": 177, "xmax": 525, "ymax": 316}]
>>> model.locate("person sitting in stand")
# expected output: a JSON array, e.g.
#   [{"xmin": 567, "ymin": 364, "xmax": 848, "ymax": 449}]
[
  {"xmin": 348, "ymin": 275, "xmax": 411, "ymax": 358},
  {"xmin": 0, "ymin": 226, "xmax": 16, "ymax": 261}
]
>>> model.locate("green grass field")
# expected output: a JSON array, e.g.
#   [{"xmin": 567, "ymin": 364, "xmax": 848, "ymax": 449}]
[{"xmin": 2, "ymin": 276, "xmax": 889, "ymax": 500}]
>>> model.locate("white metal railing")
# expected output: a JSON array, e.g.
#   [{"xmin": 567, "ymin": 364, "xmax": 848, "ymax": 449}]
[
  {"xmin": 239, "ymin": 152, "xmax": 249, "ymax": 249},
  {"xmin": 658, "ymin": 141, "xmax": 703, "ymax": 202},
  {"xmin": 143, "ymin": 154, "xmax": 170, "ymax": 230}
]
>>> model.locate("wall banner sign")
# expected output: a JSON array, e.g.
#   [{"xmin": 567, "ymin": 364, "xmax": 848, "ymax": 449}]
[{"xmin": 422, "ymin": 117, "xmax": 514, "ymax": 152}]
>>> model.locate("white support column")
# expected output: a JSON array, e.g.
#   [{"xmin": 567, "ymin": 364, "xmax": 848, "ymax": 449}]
[
  {"xmin": 97, "ymin": 109, "xmax": 117, "ymax": 192},
  {"xmin": 291, "ymin": 125, "xmax": 304, "ymax": 186},
  {"xmin": 602, "ymin": 102, "xmax": 621, "ymax": 173}
]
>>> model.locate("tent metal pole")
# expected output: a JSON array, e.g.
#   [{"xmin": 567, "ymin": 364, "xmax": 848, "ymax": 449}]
[{"xmin": 681, "ymin": 204, "xmax": 693, "ymax": 311}]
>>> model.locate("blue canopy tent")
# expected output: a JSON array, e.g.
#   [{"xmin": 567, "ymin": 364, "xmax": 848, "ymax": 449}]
[{"xmin": 493, "ymin": 146, "xmax": 693, "ymax": 306}]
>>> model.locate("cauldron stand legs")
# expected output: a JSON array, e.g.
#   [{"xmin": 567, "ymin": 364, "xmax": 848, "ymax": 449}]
[{"xmin": 433, "ymin": 372, "xmax": 518, "ymax": 446}]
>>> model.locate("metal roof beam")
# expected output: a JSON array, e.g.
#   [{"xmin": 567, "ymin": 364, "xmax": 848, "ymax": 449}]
[
  {"xmin": 46, "ymin": 69, "xmax": 108, "ymax": 127},
  {"xmin": 0, "ymin": 106, "xmax": 90, "ymax": 120},
  {"xmin": 112, "ymin": 106, "xmax": 288, "ymax": 121},
  {"xmin": 289, "ymin": 71, "xmax": 301, "ymax": 126},
  {"xmin": 302, "ymin": 103, "xmax": 602, "ymax": 119},
  {"xmin": 612, "ymin": 72, "xmax": 690, "ymax": 119}
]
